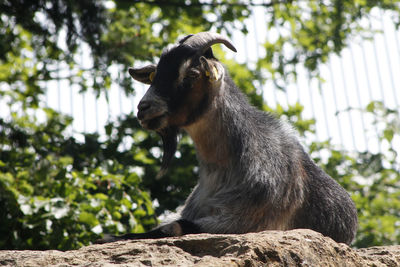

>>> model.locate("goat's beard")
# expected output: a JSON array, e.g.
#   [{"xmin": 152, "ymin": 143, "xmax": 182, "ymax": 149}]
[{"xmin": 156, "ymin": 126, "xmax": 179, "ymax": 179}]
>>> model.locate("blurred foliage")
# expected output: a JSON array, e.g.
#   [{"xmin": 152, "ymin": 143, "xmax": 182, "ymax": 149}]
[
  {"xmin": 0, "ymin": 0, "xmax": 399, "ymax": 250},
  {"xmin": 0, "ymin": 110, "xmax": 157, "ymax": 250}
]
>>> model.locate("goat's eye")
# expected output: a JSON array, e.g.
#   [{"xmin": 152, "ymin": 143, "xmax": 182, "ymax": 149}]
[{"xmin": 186, "ymin": 68, "xmax": 200, "ymax": 79}]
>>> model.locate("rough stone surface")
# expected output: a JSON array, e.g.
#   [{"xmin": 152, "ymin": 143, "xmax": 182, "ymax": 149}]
[{"xmin": 0, "ymin": 229, "xmax": 399, "ymax": 267}]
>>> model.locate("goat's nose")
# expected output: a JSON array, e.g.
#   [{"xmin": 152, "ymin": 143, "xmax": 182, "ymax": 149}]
[
  {"xmin": 138, "ymin": 101, "xmax": 151, "ymax": 112},
  {"xmin": 137, "ymin": 100, "xmax": 152, "ymax": 120}
]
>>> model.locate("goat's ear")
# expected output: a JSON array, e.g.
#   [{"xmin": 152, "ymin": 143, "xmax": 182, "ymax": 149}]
[
  {"xmin": 128, "ymin": 65, "xmax": 156, "ymax": 84},
  {"xmin": 199, "ymin": 56, "xmax": 223, "ymax": 82}
]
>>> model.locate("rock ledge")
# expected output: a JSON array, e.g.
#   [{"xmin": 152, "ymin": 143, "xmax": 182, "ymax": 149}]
[{"xmin": 0, "ymin": 229, "xmax": 399, "ymax": 266}]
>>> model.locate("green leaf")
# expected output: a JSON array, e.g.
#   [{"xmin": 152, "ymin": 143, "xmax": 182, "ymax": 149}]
[
  {"xmin": 383, "ymin": 129, "xmax": 394, "ymax": 142},
  {"xmin": 79, "ymin": 212, "xmax": 98, "ymax": 227}
]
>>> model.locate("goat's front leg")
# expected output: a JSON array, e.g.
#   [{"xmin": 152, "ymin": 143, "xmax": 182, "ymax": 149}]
[{"xmin": 95, "ymin": 219, "xmax": 201, "ymax": 244}]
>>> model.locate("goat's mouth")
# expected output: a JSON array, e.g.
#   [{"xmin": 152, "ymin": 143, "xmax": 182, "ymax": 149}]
[{"xmin": 139, "ymin": 113, "xmax": 168, "ymax": 131}]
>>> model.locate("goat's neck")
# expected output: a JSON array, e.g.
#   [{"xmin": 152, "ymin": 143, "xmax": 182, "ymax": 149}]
[{"xmin": 183, "ymin": 104, "xmax": 230, "ymax": 167}]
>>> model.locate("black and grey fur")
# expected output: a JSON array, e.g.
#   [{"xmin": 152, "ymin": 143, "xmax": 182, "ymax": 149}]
[{"xmin": 97, "ymin": 32, "xmax": 358, "ymax": 245}]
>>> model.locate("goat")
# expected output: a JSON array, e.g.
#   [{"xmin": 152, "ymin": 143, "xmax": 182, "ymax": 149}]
[{"xmin": 97, "ymin": 32, "xmax": 358, "ymax": 245}]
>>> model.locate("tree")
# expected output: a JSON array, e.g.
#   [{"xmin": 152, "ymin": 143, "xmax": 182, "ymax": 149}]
[{"xmin": 0, "ymin": 0, "xmax": 399, "ymax": 250}]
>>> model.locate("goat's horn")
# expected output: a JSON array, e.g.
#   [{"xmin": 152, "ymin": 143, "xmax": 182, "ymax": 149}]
[{"xmin": 182, "ymin": 32, "xmax": 237, "ymax": 53}]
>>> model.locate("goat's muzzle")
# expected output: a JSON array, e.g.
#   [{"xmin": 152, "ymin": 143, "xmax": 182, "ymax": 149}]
[
  {"xmin": 137, "ymin": 101, "xmax": 152, "ymax": 117},
  {"xmin": 137, "ymin": 97, "xmax": 169, "ymax": 131},
  {"xmin": 137, "ymin": 98, "xmax": 178, "ymax": 179}
]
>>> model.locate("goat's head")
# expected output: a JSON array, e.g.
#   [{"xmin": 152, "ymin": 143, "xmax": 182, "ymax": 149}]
[{"xmin": 129, "ymin": 32, "xmax": 236, "ymax": 176}]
